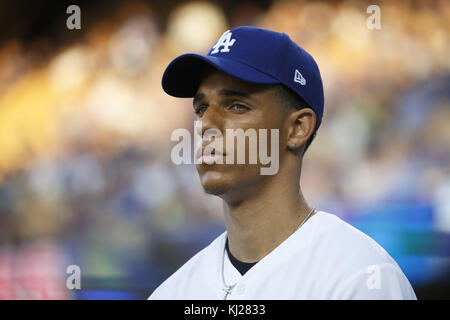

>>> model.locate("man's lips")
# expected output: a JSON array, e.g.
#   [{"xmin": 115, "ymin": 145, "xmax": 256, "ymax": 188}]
[
  {"xmin": 206, "ymin": 149, "xmax": 224, "ymax": 156},
  {"xmin": 200, "ymin": 153, "xmax": 224, "ymax": 164},
  {"xmin": 194, "ymin": 145, "xmax": 226, "ymax": 164}
]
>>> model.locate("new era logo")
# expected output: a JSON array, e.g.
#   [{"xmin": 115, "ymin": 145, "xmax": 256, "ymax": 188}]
[{"xmin": 294, "ymin": 69, "xmax": 306, "ymax": 85}]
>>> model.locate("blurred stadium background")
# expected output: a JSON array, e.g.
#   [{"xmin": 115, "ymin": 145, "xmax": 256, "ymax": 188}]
[{"xmin": 0, "ymin": 0, "xmax": 449, "ymax": 299}]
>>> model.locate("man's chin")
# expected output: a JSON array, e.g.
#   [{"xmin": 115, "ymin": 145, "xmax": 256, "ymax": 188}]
[
  {"xmin": 197, "ymin": 166, "xmax": 262, "ymax": 201},
  {"xmin": 199, "ymin": 171, "xmax": 232, "ymax": 196}
]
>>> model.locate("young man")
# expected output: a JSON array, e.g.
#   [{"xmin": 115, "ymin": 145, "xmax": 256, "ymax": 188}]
[{"xmin": 149, "ymin": 26, "xmax": 416, "ymax": 300}]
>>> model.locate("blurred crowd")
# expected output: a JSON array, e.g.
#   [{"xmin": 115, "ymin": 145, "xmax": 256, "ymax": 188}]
[{"xmin": 0, "ymin": 0, "xmax": 449, "ymax": 299}]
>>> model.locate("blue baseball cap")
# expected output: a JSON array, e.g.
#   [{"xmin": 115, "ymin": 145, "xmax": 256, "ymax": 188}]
[{"xmin": 162, "ymin": 26, "xmax": 324, "ymax": 129}]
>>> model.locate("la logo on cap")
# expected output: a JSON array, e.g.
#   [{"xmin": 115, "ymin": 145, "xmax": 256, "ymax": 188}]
[
  {"xmin": 210, "ymin": 30, "xmax": 236, "ymax": 54},
  {"xmin": 294, "ymin": 69, "xmax": 306, "ymax": 85}
]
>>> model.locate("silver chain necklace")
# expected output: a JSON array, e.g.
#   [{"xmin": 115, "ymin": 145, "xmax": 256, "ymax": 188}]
[{"xmin": 221, "ymin": 207, "xmax": 316, "ymax": 300}]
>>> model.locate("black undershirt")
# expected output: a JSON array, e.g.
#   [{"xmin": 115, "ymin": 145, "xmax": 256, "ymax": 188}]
[{"xmin": 225, "ymin": 238, "xmax": 258, "ymax": 276}]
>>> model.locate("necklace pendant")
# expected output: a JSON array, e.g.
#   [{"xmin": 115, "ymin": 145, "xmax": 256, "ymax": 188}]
[{"xmin": 223, "ymin": 286, "xmax": 233, "ymax": 300}]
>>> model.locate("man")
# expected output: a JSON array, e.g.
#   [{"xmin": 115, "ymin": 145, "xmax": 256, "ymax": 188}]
[{"xmin": 149, "ymin": 26, "xmax": 416, "ymax": 299}]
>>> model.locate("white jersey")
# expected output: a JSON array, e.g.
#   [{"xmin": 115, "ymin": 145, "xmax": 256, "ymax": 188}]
[{"xmin": 149, "ymin": 211, "xmax": 416, "ymax": 300}]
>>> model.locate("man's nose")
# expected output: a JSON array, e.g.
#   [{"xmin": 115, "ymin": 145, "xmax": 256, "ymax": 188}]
[{"xmin": 195, "ymin": 104, "xmax": 224, "ymax": 136}]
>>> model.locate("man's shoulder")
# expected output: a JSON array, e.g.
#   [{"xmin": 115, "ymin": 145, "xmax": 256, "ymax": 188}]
[
  {"xmin": 304, "ymin": 211, "xmax": 416, "ymax": 299},
  {"xmin": 312, "ymin": 211, "xmax": 400, "ymax": 269},
  {"xmin": 148, "ymin": 231, "xmax": 226, "ymax": 300}
]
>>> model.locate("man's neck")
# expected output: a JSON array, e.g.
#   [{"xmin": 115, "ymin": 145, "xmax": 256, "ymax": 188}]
[{"xmin": 222, "ymin": 166, "xmax": 313, "ymax": 263}]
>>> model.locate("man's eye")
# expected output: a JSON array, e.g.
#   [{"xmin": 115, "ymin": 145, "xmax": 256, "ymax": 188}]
[
  {"xmin": 195, "ymin": 105, "xmax": 208, "ymax": 116},
  {"xmin": 230, "ymin": 104, "xmax": 249, "ymax": 112}
]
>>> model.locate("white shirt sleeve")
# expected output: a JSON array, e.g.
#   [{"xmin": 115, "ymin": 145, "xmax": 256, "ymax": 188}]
[{"xmin": 335, "ymin": 263, "xmax": 417, "ymax": 300}]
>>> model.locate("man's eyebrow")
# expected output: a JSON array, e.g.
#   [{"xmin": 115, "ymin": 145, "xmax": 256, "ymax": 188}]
[
  {"xmin": 193, "ymin": 88, "xmax": 252, "ymax": 106},
  {"xmin": 218, "ymin": 88, "xmax": 251, "ymax": 99}
]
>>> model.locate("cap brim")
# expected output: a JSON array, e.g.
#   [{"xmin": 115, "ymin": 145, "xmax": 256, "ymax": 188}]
[{"xmin": 162, "ymin": 54, "xmax": 279, "ymax": 98}]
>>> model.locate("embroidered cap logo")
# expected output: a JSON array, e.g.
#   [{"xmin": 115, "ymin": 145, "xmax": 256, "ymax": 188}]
[{"xmin": 210, "ymin": 30, "xmax": 236, "ymax": 54}]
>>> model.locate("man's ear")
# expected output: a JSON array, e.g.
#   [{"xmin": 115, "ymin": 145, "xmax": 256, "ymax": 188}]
[{"xmin": 285, "ymin": 108, "xmax": 316, "ymax": 152}]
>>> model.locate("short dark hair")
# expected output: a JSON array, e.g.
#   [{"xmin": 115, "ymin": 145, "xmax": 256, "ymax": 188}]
[{"xmin": 274, "ymin": 84, "xmax": 317, "ymax": 154}]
